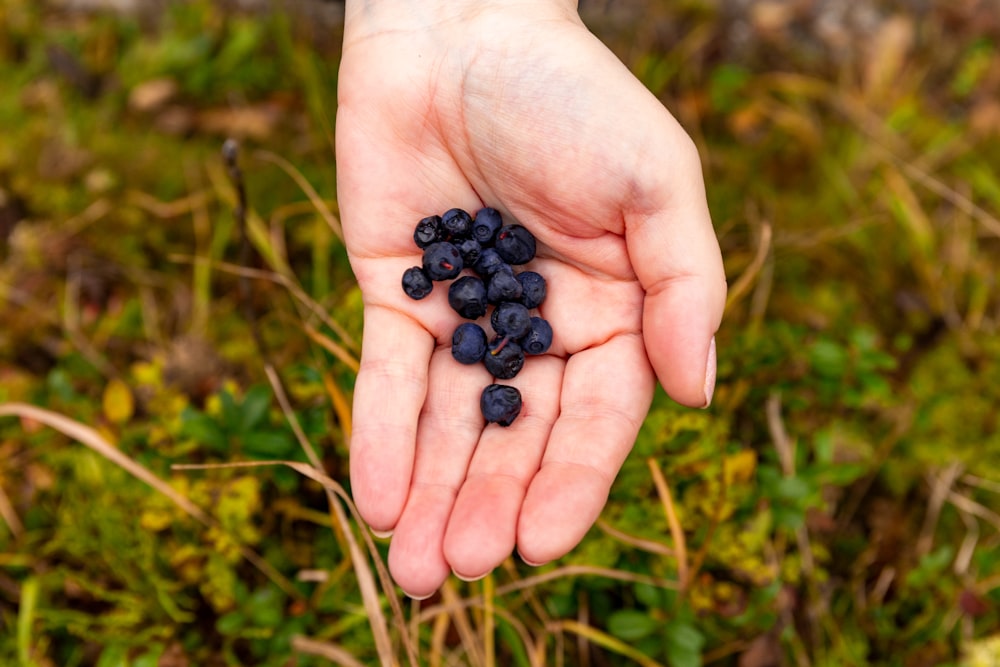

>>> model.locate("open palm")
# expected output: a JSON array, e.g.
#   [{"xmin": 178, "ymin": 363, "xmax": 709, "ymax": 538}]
[{"xmin": 336, "ymin": 3, "xmax": 726, "ymax": 599}]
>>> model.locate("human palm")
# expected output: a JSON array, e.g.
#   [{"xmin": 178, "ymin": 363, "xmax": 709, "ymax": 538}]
[{"xmin": 336, "ymin": 4, "xmax": 726, "ymax": 599}]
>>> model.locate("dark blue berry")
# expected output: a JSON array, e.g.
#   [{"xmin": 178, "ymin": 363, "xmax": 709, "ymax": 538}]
[
  {"xmin": 495, "ymin": 225, "xmax": 536, "ymax": 265},
  {"xmin": 473, "ymin": 248, "xmax": 506, "ymax": 277},
  {"xmin": 422, "ymin": 241, "xmax": 463, "ymax": 281},
  {"xmin": 491, "ymin": 302, "xmax": 531, "ymax": 339},
  {"xmin": 486, "ymin": 265, "xmax": 523, "ymax": 304},
  {"xmin": 516, "ymin": 271, "xmax": 547, "ymax": 309},
  {"xmin": 413, "ymin": 215, "xmax": 443, "ymax": 249},
  {"xmin": 401, "ymin": 266, "xmax": 433, "ymax": 300},
  {"xmin": 452, "ymin": 323, "xmax": 488, "ymax": 364},
  {"xmin": 456, "ymin": 238, "xmax": 482, "ymax": 267},
  {"xmin": 472, "ymin": 207, "xmax": 503, "ymax": 245},
  {"xmin": 448, "ymin": 276, "xmax": 488, "ymax": 319},
  {"xmin": 480, "ymin": 384, "xmax": 522, "ymax": 426},
  {"xmin": 519, "ymin": 317, "xmax": 553, "ymax": 355},
  {"xmin": 484, "ymin": 335, "xmax": 524, "ymax": 379},
  {"xmin": 441, "ymin": 208, "xmax": 473, "ymax": 239}
]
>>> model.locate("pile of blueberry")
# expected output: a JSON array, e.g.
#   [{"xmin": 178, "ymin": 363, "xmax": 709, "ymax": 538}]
[{"xmin": 401, "ymin": 207, "xmax": 553, "ymax": 426}]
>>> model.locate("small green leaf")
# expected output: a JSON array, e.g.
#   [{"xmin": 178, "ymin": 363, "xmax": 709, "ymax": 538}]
[
  {"xmin": 665, "ymin": 621, "xmax": 705, "ymax": 667},
  {"xmin": 239, "ymin": 385, "xmax": 273, "ymax": 433},
  {"xmin": 607, "ymin": 609, "xmax": 657, "ymax": 642}
]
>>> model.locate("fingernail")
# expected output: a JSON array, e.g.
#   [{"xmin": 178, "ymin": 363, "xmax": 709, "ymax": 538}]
[
  {"xmin": 404, "ymin": 589, "xmax": 434, "ymax": 601},
  {"xmin": 520, "ymin": 556, "xmax": 547, "ymax": 567},
  {"xmin": 452, "ymin": 569, "xmax": 487, "ymax": 583},
  {"xmin": 701, "ymin": 336, "xmax": 717, "ymax": 409},
  {"xmin": 371, "ymin": 528, "xmax": 394, "ymax": 539}
]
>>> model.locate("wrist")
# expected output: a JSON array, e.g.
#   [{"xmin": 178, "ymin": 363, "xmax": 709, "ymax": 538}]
[{"xmin": 343, "ymin": 0, "xmax": 579, "ymax": 45}]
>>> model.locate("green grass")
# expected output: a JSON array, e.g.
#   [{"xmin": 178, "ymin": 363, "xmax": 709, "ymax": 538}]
[{"xmin": 1, "ymin": 0, "xmax": 999, "ymax": 665}]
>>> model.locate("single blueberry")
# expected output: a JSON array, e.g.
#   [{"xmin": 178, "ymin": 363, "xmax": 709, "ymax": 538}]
[
  {"xmin": 491, "ymin": 301, "xmax": 531, "ymax": 339},
  {"xmin": 441, "ymin": 208, "xmax": 473, "ymax": 239},
  {"xmin": 516, "ymin": 271, "xmax": 547, "ymax": 309},
  {"xmin": 452, "ymin": 322, "xmax": 488, "ymax": 364},
  {"xmin": 494, "ymin": 224, "xmax": 536, "ymax": 265},
  {"xmin": 472, "ymin": 207, "xmax": 503, "ymax": 245},
  {"xmin": 486, "ymin": 265, "xmax": 523, "ymax": 304},
  {"xmin": 448, "ymin": 275, "xmax": 488, "ymax": 319},
  {"xmin": 422, "ymin": 241, "xmax": 463, "ymax": 281},
  {"xmin": 480, "ymin": 383, "xmax": 522, "ymax": 427},
  {"xmin": 456, "ymin": 238, "xmax": 482, "ymax": 267},
  {"xmin": 413, "ymin": 215, "xmax": 443, "ymax": 249},
  {"xmin": 519, "ymin": 317, "xmax": 553, "ymax": 355},
  {"xmin": 484, "ymin": 335, "xmax": 525, "ymax": 379},
  {"xmin": 401, "ymin": 266, "xmax": 433, "ymax": 300},
  {"xmin": 473, "ymin": 248, "xmax": 506, "ymax": 277}
]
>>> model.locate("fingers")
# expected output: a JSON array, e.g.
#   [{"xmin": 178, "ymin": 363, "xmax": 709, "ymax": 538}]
[
  {"xmin": 625, "ymin": 133, "xmax": 726, "ymax": 408},
  {"xmin": 349, "ymin": 305, "xmax": 434, "ymax": 532},
  {"xmin": 517, "ymin": 334, "xmax": 654, "ymax": 565},
  {"xmin": 443, "ymin": 355, "xmax": 564, "ymax": 580},
  {"xmin": 388, "ymin": 349, "xmax": 490, "ymax": 598}
]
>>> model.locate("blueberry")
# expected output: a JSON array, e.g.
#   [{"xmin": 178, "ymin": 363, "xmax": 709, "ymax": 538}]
[
  {"xmin": 473, "ymin": 248, "xmax": 506, "ymax": 277},
  {"xmin": 448, "ymin": 275, "xmax": 488, "ymax": 319},
  {"xmin": 491, "ymin": 301, "xmax": 531, "ymax": 339},
  {"xmin": 484, "ymin": 335, "xmax": 525, "ymax": 379},
  {"xmin": 441, "ymin": 208, "xmax": 473, "ymax": 239},
  {"xmin": 486, "ymin": 265, "xmax": 523, "ymax": 304},
  {"xmin": 401, "ymin": 266, "xmax": 433, "ymax": 300},
  {"xmin": 519, "ymin": 316, "xmax": 553, "ymax": 355},
  {"xmin": 456, "ymin": 238, "xmax": 482, "ymax": 267},
  {"xmin": 494, "ymin": 224, "xmax": 536, "ymax": 265},
  {"xmin": 516, "ymin": 271, "xmax": 547, "ymax": 309},
  {"xmin": 452, "ymin": 322, "xmax": 488, "ymax": 364},
  {"xmin": 422, "ymin": 241, "xmax": 463, "ymax": 281},
  {"xmin": 480, "ymin": 383, "xmax": 522, "ymax": 426},
  {"xmin": 472, "ymin": 207, "xmax": 503, "ymax": 245},
  {"xmin": 413, "ymin": 215, "xmax": 443, "ymax": 249}
]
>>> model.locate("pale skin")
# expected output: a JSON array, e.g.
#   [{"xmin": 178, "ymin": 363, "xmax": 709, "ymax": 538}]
[{"xmin": 336, "ymin": 0, "xmax": 726, "ymax": 599}]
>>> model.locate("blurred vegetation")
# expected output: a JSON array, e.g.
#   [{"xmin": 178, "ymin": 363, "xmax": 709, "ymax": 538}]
[{"xmin": 1, "ymin": 0, "xmax": 999, "ymax": 665}]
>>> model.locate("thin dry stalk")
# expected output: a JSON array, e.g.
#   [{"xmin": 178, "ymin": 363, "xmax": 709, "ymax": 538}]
[
  {"xmin": 548, "ymin": 620, "xmax": 666, "ymax": 667},
  {"xmin": 725, "ymin": 216, "xmax": 773, "ymax": 314},
  {"xmin": 0, "ymin": 480, "xmax": 24, "ymax": 538},
  {"xmin": 167, "ymin": 256, "xmax": 359, "ymax": 354},
  {"xmin": 253, "ymin": 149, "xmax": 344, "ymax": 242},
  {"xmin": 417, "ymin": 565, "xmax": 677, "ymax": 624},
  {"xmin": 291, "ymin": 635, "xmax": 368, "ymax": 667},
  {"xmin": 483, "ymin": 574, "xmax": 495, "ymax": 667},
  {"xmin": 265, "ymin": 368, "xmax": 413, "ymax": 667},
  {"xmin": 647, "ymin": 457, "xmax": 689, "ymax": 588},
  {"xmin": 916, "ymin": 463, "xmax": 965, "ymax": 557},
  {"xmin": 0, "ymin": 402, "xmax": 300, "ymax": 599},
  {"xmin": 442, "ymin": 581, "xmax": 485, "ymax": 667},
  {"xmin": 595, "ymin": 518, "xmax": 674, "ymax": 557}
]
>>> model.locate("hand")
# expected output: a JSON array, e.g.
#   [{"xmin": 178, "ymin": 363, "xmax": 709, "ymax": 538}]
[{"xmin": 336, "ymin": 0, "xmax": 726, "ymax": 599}]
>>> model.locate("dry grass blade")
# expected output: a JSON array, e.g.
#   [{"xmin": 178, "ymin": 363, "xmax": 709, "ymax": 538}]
[
  {"xmin": 291, "ymin": 635, "xmax": 368, "ymax": 667},
  {"xmin": 305, "ymin": 323, "xmax": 361, "ymax": 373},
  {"xmin": 596, "ymin": 519, "xmax": 674, "ymax": 557},
  {"xmin": 417, "ymin": 565, "xmax": 678, "ymax": 624},
  {"xmin": 442, "ymin": 580, "xmax": 485, "ymax": 667},
  {"xmin": 917, "ymin": 463, "xmax": 965, "ymax": 557},
  {"xmin": 167, "ymin": 256, "xmax": 359, "ymax": 354},
  {"xmin": 0, "ymin": 402, "xmax": 301, "ymax": 599},
  {"xmin": 647, "ymin": 458, "xmax": 689, "ymax": 588},
  {"xmin": 264, "ymin": 367, "xmax": 413, "ymax": 667},
  {"xmin": 253, "ymin": 149, "xmax": 344, "ymax": 242},
  {"xmin": 174, "ymin": 458, "xmax": 416, "ymax": 667},
  {"xmin": 0, "ymin": 480, "xmax": 24, "ymax": 538},
  {"xmin": 483, "ymin": 574, "xmax": 496, "ymax": 667},
  {"xmin": 548, "ymin": 620, "xmax": 666, "ymax": 667},
  {"xmin": 725, "ymin": 217, "xmax": 773, "ymax": 313}
]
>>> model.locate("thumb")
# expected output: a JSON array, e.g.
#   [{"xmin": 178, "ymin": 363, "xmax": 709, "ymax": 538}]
[{"xmin": 625, "ymin": 133, "xmax": 726, "ymax": 408}]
